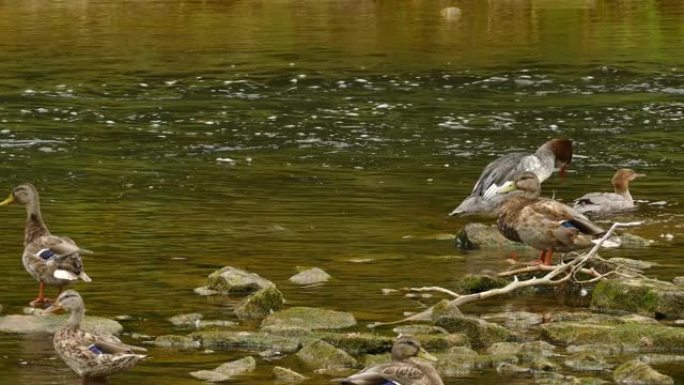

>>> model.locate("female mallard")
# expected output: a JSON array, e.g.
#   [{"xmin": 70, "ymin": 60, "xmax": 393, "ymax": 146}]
[
  {"xmin": 496, "ymin": 172, "xmax": 608, "ymax": 265},
  {"xmin": 450, "ymin": 138, "xmax": 573, "ymax": 216},
  {"xmin": 45, "ymin": 290, "xmax": 147, "ymax": 380},
  {"xmin": 573, "ymin": 169, "xmax": 645, "ymax": 216},
  {"xmin": 334, "ymin": 335, "xmax": 443, "ymax": 385},
  {"xmin": 0, "ymin": 183, "xmax": 91, "ymax": 307}
]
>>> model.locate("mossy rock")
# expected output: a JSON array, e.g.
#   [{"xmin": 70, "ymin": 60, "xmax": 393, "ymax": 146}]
[
  {"xmin": 261, "ymin": 307, "xmax": 356, "ymax": 330},
  {"xmin": 273, "ymin": 366, "xmax": 307, "ymax": 383},
  {"xmin": 534, "ymin": 372, "xmax": 583, "ymax": 385},
  {"xmin": 541, "ymin": 322, "xmax": 684, "ymax": 353},
  {"xmin": 436, "ymin": 350, "xmax": 481, "ymax": 377},
  {"xmin": 0, "ymin": 314, "xmax": 122, "ymax": 335},
  {"xmin": 392, "ymin": 324, "xmax": 448, "ymax": 336},
  {"xmin": 434, "ymin": 316, "xmax": 512, "ymax": 348},
  {"xmin": 591, "ymin": 278, "xmax": 684, "ymax": 320},
  {"xmin": 418, "ymin": 333, "xmax": 470, "ymax": 351},
  {"xmin": 296, "ymin": 339, "xmax": 357, "ymax": 369},
  {"xmin": 613, "ymin": 359, "xmax": 673, "ymax": 385},
  {"xmin": 289, "ymin": 267, "xmax": 331, "ymax": 285},
  {"xmin": 234, "ymin": 286, "xmax": 285, "ymax": 321},
  {"xmin": 362, "ymin": 353, "xmax": 391, "ymax": 367},
  {"xmin": 455, "ymin": 223, "xmax": 518, "ymax": 249},
  {"xmin": 431, "ymin": 299, "xmax": 463, "ymax": 319},
  {"xmin": 190, "ymin": 356, "xmax": 256, "ymax": 382},
  {"xmin": 563, "ymin": 352, "xmax": 609, "ymax": 372},
  {"xmin": 487, "ymin": 342, "xmax": 522, "ymax": 355},
  {"xmin": 204, "ymin": 266, "xmax": 275, "ymax": 295},
  {"xmin": 154, "ymin": 335, "xmax": 201, "ymax": 349},
  {"xmin": 319, "ymin": 333, "xmax": 393, "ymax": 355},
  {"xmin": 452, "ymin": 274, "xmax": 510, "ymax": 294},
  {"xmin": 190, "ymin": 330, "xmax": 301, "ymax": 353}
]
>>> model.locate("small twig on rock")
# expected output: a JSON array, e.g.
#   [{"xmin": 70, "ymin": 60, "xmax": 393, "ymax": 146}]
[{"xmin": 403, "ymin": 286, "xmax": 461, "ymax": 298}]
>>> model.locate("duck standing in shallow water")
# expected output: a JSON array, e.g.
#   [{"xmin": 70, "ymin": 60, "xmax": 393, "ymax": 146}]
[
  {"xmin": 496, "ymin": 172, "xmax": 608, "ymax": 265},
  {"xmin": 573, "ymin": 169, "xmax": 645, "ymax": 216},
  {"xmin": 449, "ymin": 138, "xmax": 573, "ymax": 216},
  {"xmin": 0, "ymin": 183, "xmax": 91, "ymax": 307},
  {"xmin": 333, "ymin": 335, "xmax": 443, "ymax": 385},
  {"xmin": 45, "ymin": 290, "xmax": 147, "ymax": 381}
]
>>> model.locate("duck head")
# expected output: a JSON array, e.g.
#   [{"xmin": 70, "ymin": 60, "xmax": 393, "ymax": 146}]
[
  {"xmin": 612, "ymin": 168, "xmax": 645, "ymax": 193},
  {"xmin": 548, "ymin": 139, "xmax": 573, "ymax": 179},
  {"xmin": 43, "ymin": 290, "xmax": 85, "ymax": 315},
  {"xmin": 497, "ymin": 172, "xmax": 541, "ymax": 199},
  {"xmin": 0, "ymin": 183, "xmax": 39, "ymax": 206},
  {"xmin": 391, "ymin": 335, "xmax": 438, "ymax": 362}
]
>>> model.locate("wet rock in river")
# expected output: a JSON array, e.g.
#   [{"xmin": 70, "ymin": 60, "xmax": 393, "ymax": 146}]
[
  {"xmin": 567, "ymin": 343, "xmax": 622, "ymax": 356},
  {"xmin": 524, "ymin": 354, "xmax": 559, "ymax": 371},
  {"xmin": 434, "ymin": 315, "xmax": 512, "ymax": 348},
  {"xmin": 190, "ymin": 330, "xmax": 301, "ymax": 353},
  {"xmin": 613, "ymin": 359, "xmax": 673, "ymax": 385},
  {"xmin": 296, "ymin": 339, "xmax": 357, "ymax": 369},
  {"xmin": 486, "ymin": 341, "xmax": 522, "ymax": 355},
  {"xmin": 607, "ymin": 257, "xmax": 657, "ymax": 270},
  {"xmin": 190, "ymin": 356, "xmax": 256, "ymax": 382},
  {"xmin": 591, "ymin": 278, "xmax": 684, "ymax": 319},
  {"xmin": 234, "ymin": 286, "xmax": 285, "ymax": 320},
  {"xmin": 534, "ymin": 372, "xmax": 583, "ymax": 385},
  {"xmin": 451, "ymin": 274, "xmax": 509, "ymax": 294},
  {"xmin": 496, "ymin": 362, "xmax": 530, "ymax": 374},
  {"xmin": 564, "ymin": 352, "xmax": 610, "ymax": 372},
  {"xmin": 319, "ymin": 333, "xmax": 393, "ymax": 355},
  {"xmin": 521, "ymin": 340, "xmax": 557, "ymax": 356},
  {"xmin": 197, "ymin": 320, "xmax": 237, "ymax": 329},
  {"xmin": 168, "ymin": 312, "xmax": 203, "ymax": 327},
  {"xmin": 482, "ymin": 311, "xmax": 544, "ymax": 331},
  {"xmin": 419, "ymin": 333, "xmax": 470, "ymax": 351},
  {"xmin": 272, "ymin": 366, "xmax": 306, "ymax": 383},
  {"xmin": 392, "ymin": 324, "xmax": 448, "ymax": 335},
  {"xmin": 616, "ymin": 233, "xmax": 653, "ymax": 248},
  {"xmin": 261, "ymin": 325, "xmax": 313, "ymax": 337},
  {"xmin": 435, "ymin": 349, "xmax": 479, "ymax": 377},
  {"xmin": 431, "ymin": 299, "xmax": 464, "ymax": 319},
  {"xmin": 289, "ymin": 267, "xmax": 331, "ymax": 285},
  {"xmin": 200, "ymin": 266, "xmax": 275, "ymax": 296},
  {"xmin": 0, "ymin": 314, "xmax": 122, "ymax": 335},
  {"xmin": 154, "ymin": 335, "xmax": 201, "ymax": 349},
  {"xmin": 261, "ymin": 306, "xmax": 356, "ymax": 330},
  {"xmin": 673, "ymin": 276, "xmax": 684, "ymax": 286},
  {"xmin": 455, "ymin": 223, "xmax": 517, "ymax": 249},
  {"xmin": 637, "ymin": 354, "xmax": 684, "ymax": 365},
  {"xmin": 541, "ymin": 321, "xmax": 684, "ymax": 353}
]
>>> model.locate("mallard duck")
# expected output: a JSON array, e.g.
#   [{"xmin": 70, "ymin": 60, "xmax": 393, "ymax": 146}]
[
  {"xmin": 333, "ymin": 335, "xmax": 443, "ymax": 385},
  {"xmin": 44, "ymin": 290, "xmax": 147, "ymax": 380},
  {"xmin": 573, "ymin": 169, "xmax": 645, "ymax": 216},
  {"xmin": 496, "ymin": 172, "xmax": 608, "ymax": 265},
  {"xmin": 449, "ymin": 138, "xmax": 573, "ymax": 216},
  {"xmin": 0, "ymin": 183, "xmax": 91, "ymax": 307}
]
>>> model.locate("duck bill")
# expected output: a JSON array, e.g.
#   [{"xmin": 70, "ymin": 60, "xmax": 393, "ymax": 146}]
[
  {"xmin": 636, "ymin": 173, "xmax": 646, "ymax": 178},
  {"xmin": 558, "ymin": 166, "xmax": 567, "ymax": 180},
  {"xmin": 497, "ymin": 181, "xmax": 517, "ymax": 194},
  {"xmin": 0, "ymin": 193, "xmax": 14, "ymax": 206},
  {"xmin": 417, "ymin": 348, "xmax": 438, "ymax": 362},
  {"xmin": 42, "ymin": 303, "xmax": 64, "ymax": 315}
]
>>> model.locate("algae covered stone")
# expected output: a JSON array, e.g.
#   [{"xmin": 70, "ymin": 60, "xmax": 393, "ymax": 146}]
[
  {"xmin": 261, "ymin": 307, "xmax": 356, "ymax": 330},
  {"xmin": 234, "ymin": 286, "xmax": 285, "ymax": 320},
  {"xmin": 190, "ymin": 330, "xmax": 300, "ymax": 353},
  {"xmin": 319, "ymin": 333, "xmax": 393, "ymax": 355},
  {"xmin": 154, "ymin": 334, "xmax": 201, "ymax": 349},
  {"xmin": 289, "ymin": 267, "xmax": 331, "ymax": 285},
  {"xmin": 591, "ymin": 278, "xmax": 684, "ymax": 319},
  {"xmin": 435, "ymin": 315, "xmax": 512, "ymax": 348},
  {"xmin": 452, "ymin": 274, "xmax": 509, "ymax": 294},
  {"xmin": 296, "ymin": 339, "xmax": 357, "ymax": 369},
  {"xmin": 273, "ymin": 366, "xmax": 306, "ymax": 383},
  {"xmin": 613, "ymin": 359, "xmax": 673, "ymax": 385},
  {"xmin": 202, "ymin": 266, "xmax": 275, "ymax": 295},
  {"xmin": 455, "ymin": 222, "xmax": 517, "ymax": 249},
  {"xmin": 190, "ymin": 356, "xmax": 256, "ymax": 382}
]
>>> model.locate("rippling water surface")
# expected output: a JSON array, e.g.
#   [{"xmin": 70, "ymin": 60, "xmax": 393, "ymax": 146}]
[{"xmin": 0, "ymin": 1, "xmax": 683, "ymax": 384}]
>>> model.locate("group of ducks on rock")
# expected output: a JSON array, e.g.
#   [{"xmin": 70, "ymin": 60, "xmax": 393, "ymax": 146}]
[
  {"xmin": 450, "ymin": 138, "xmax": 644, "ymax": 265},
  {"xmin": 0, "ymin": 138, "xmax": 644, "ymax": 384}
]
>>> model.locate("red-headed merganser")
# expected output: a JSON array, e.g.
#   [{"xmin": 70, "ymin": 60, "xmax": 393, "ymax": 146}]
[
  {"xmin": 573, "ymin": 169, "xmax": 645, "ymax": 216},
  {"xmin": 449, "ymin": 138, "xmax": 573, "ymax": 216}
]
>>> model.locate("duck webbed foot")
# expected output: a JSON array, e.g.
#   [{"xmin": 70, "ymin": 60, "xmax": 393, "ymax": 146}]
[{"xmin": 29, "ymin": 281, "xmax": 54, "ymax": 308}]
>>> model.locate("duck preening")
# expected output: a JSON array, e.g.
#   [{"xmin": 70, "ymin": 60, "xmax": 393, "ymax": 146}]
[
  {"xmin": 332, "ymin": 335, "xmax": 443, "ymax": 385},
  {"xmin": 44, "ymin": 290, "xmax": 147, "ymax": 380},
  {"xmin": 0, "ymin": 183, "xmax": 91, "ymax": 308},
  {"xmin": 496, "ymin": 172, "xmax": 613, "ymax": 265},
  {"xmin": 449, "ymin": 138, "xmax": 573, "ymax": 216},
  {"xmin": 573, "ymin": 168, "xmax": 645, "ymax": 216}
]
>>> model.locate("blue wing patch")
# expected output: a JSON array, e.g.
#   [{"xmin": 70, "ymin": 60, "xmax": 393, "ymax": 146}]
[
  {"xmin": 88, "ymin": 344, "xmax": 104, "ymax": 355},
  {"xmin": 560, "ymin": 221, "xmax": 576, "ymax": 229},
  {"xmin": 37, "ymin": 248, "xmax": 56, "ymax": 260}
]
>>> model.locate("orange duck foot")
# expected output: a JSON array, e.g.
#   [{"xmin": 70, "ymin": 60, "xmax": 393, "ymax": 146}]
[{"xmin": 29, "ymin": 297, "xmax": 54, "ymax": 309}]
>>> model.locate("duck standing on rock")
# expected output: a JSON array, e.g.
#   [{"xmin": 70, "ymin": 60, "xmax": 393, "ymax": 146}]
[
  {"xmin": 333, "ymin": 335, "xmax": 443, "ymax": 385},
  {"xmin": 573, "ymin": 168, "xmax": 645, "ymax": 216},
  {"xmin": 44, "ymin": 290, "xmax": 147, "ymax": 381},
  {"xmin": 449, "ymin": 138, "xmax": 573, "ymax": 216},
  {"xmin": 496, "ymin": 172, "xmax": 612, "ymax": 265},
  {"xmin": 0, "ymin": 183, "xmax": 91, "ymax": 307}
]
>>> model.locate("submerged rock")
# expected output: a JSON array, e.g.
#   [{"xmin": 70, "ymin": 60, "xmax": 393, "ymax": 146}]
[
  {"xmin": 261, "ymin": 307, "xmax": 356, "ymax": 330},
  {"xmin": 0, "ymin": 314, "xmax": 122, "ymax": 335},
  {"xmin": 637, "ymin": 354, "xmax": 684, "ymax": 365},
  {"xmin": 234, "ymin": 286, "xmax": 285, "ymax": 320},
  {"xmin": 607, "ymin": 257, "xmax": 657, "ymax": 270},
  {"xmin": 496, "ymin": 362, "xmax": 530, "ymax": 374},
  {"xmin": 435, "ymin": 315, "xmax": 512, "ymax": 348},
  {"xmin": 190, "ymin": 356, "xmax": 256, "ymax": 382},
  {"xmin": 289, "ymin": 267, "xmax": 331, "ymax": 285},
  {"xmin": 154, "ymin": 335, "xmax": 201, "ymax": 349},
  {"xmin": 673, "ymin": 277, "xmax": 684, "ymax": 286},
  {"xmin": 455, "ymin": 223, "xmax": 517, "ymax": 249},
  {"xmin": 273, "ymin": 366, "xmax": 306, "ymax": 383},
  {"xmin": 534, "ymin": 372, "xmax": 583, "ymax": 385},
  {"xmin": 201, "ymin": 266, "xmax": 275, "ymax": 296},
  {"xmin": 591, "ymin": 278, "xmax": 684, "ymax": 319},
  {"xmin": 168, "ymin": 313, "xmax": 203, "ymax": 327},
  {"xmin": 564, "ymin": 352, "xmax": 610, "ymax": 372},
  {"xmin": 296, "ymin": 339, "xmax": 357, "ymax": 369},
  {"xmin": 616, "ymin": 233, "xmax": 653, "ymax": 248},
  {"xmin": 613, "ymin": 359, "xmax": 673, "ymax": 385},
  {"xmin": 191, "ymin": 330, "xmax": 300, "ymax": 353},
  {"xmin": 392, "ymin": 324, "xmax": 448, "ymax": 336}
]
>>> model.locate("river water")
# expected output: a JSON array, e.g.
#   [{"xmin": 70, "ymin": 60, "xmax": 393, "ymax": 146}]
[{"xmin": 0, "ymin": 1, "xmax": 682, "ymax": 384}]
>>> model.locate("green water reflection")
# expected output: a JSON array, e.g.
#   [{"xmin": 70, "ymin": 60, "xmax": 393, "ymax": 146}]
[{"xmin": 0, "ymin": 1, "xmax": 682, "ymax": 384}]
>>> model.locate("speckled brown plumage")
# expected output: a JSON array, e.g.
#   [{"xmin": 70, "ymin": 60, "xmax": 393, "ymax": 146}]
[
  {"xmin": 46, "ymin": 290, "xmax": 146, "ymax": 380},
  {"xmin": 497, "ymin": 172, "xmax": 605, "ymax": 265},
  {"xmin": 334, "ymin": 335, "xmax": 443, "ymax": 385},
  {"xmin": 0, "ymin": 184, "xmax": 91, "ymax": 307}
]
